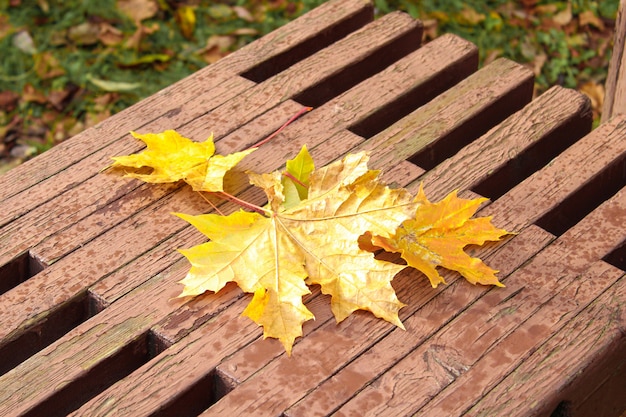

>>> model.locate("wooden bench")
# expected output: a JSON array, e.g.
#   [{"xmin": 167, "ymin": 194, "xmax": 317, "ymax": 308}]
[{"xmin": 1, "ymin": 1, "xmax": 625, "ymax": 415}]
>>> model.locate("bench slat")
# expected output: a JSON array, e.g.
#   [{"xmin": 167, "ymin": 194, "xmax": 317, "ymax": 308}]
[
  {"xmin": 416, "ymin": 262, "xmax": 624, "ymax": 417},
  {"xmin": 483, "ymin": 114, "xmax": 626, "ymax": 231},
  {"xmin": 364, "ymin": 58, "xmax": 534, "ymax": 170},
  {"xmin": 469, "ymin": 270, "xmax": 626, "ymax": 416},
  {"xmin": 416, "ymin": 85, "xmax": 591, "ymax": 201}
]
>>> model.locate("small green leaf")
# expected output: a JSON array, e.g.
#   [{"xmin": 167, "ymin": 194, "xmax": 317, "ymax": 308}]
[{"xmin": 285, "ymin": 145, "xmax": 314, "ymax": 200}]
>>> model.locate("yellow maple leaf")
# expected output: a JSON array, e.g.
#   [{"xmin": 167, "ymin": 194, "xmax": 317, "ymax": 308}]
[
  {"xmin": 175, "ymin": 151, "xmax": 417, "ymax": 354},
  {"xmin": 374, "ymin": 184, "xmax": 510, "ymax": 288},
  {"xmin": 110, "ymin": 130, "xmax": 255, "ymax": 192}
]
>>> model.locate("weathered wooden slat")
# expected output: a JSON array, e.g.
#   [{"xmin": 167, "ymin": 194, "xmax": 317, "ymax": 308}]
[
  {"xmin": 0, "ymin": 0, "xmax": 374, "ymax": 202},
  {"xmin": 415, "ymin": 85, "xmax": 591, "ymax": 201},
  {"xmin": 482, "ymin": 114, "xmax": 626, "ymax": 232},
  {"xmin": 414, "ymin": 263, "xmax": 624, "ymax": 417},
  {"xmin": 70, "ymin": 285, "xmax": 337, "ymax": 416},
  {"xmin": 0, "ymin": 259, "xmax": 238, "ymax": 416},
  {"xmin": 362, "ymin": 58, "xmax": 534, "ymax": 170},
  {"xmin": 602, "ymin": 0, "xmax": 626, "ymax": 122},
  {"xmin": 178, "ymin": 11, "xmax": 422, "ymax": 142},
  {"xmin": 468, "ymin": 273, "xmax": 626, "ymax": 417},
  {"xmin": 327, "ymin": 170, "xmax": 626, "ymax": 417},
  {"xmin": 236, "ymin": 33, "xmax": 477, "ymax": 177}
]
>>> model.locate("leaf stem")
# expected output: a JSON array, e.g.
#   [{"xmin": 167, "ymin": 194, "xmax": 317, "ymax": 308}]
[
  {"xmin": 198, "ymin": 192, "xmax": 225, "ymax": 216},
  {"xmin": 248, "ymin": 106, "xmax": 313, "ymax": 149},
  {"xmin": 218, "ymin": 191, "xmax": 269, "ymax": 215}
]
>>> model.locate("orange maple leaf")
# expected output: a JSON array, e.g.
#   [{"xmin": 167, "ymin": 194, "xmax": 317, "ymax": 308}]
[{"xmin": 374, "ymin": 184, "xmax": 510, "ymax": 288}]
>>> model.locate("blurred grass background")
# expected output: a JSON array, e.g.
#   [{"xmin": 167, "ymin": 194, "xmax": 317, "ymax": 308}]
[{"xmin": 0, "ymin": 0, "xmax": 619, "ymax": 173}]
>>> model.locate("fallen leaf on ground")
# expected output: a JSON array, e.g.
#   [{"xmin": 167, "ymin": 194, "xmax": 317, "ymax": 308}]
[
  {"xmin": 68, "ymin": 22, "xmax": 100, "ymax": 45},
  {"xmin": 176, "ymin": 6, "xmax": 196, "ymax": 39},
  {"xmin": 87, "ymin": 74, "xmax": 141, "ymax": 92},
  {"xmin": 117, "ymin": 0, "xmax": 158, "ymax": 23}
]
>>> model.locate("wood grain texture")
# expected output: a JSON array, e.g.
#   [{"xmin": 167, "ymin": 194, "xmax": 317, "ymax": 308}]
[
  {"xmin": 0, "ymin": 257, "xmax": 239, "ymax": 416},
  {"xmin": 416, "ymin": 85, "xmax": 591, "ymax": 201},
  {"xmin": 468, "ymin": 272, "xmax": 626, "ymax": 417},
  {"xmin": 602, "ymin": 0, "xmax": 626, "ymax": 122},
  {"xmin": 482, "ymin": 114, "xmax": 626, "ymax": 232},
  {"xmin": 179, "ymin": 11, "xmax": 423, "ymax": 142},
  {"xmin": 361, "ymin": 58, "xmax": 534, "ymax": 170}
]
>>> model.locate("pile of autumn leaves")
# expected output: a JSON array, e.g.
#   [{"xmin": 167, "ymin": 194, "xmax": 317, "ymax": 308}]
[{"xmin": 109, "ymin": 130, "xmax": 509, "ymax": 354}]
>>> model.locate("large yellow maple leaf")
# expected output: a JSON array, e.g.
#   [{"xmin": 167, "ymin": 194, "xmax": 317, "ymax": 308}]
[
  {"xmin": 110, "ymin": 130, "xmax": 255, "ymax": 192},
  {"xmin": 374, "ymin": 185, "xmax": 509, "ymax": 288},
  {"xmin": 175, "ymin": 152, "xmax": 417, "ymax": 354}
]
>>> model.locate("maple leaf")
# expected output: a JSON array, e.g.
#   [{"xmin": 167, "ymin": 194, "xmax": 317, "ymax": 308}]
[
  {"xmin": 374, "ymin": 184, "xmax": 510, "ymax": 288},
  {"xmin": 110, "ymin": 130, "xmax": 255, "ymax": 192},
  {"xmin": 175, "ymin": 151, "xmax": 417, "ymax": 354}
]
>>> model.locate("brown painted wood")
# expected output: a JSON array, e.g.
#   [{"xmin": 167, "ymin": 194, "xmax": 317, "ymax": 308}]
[
  {"xmin": 602, "ymin": 0, "xmax": 626, "ymax": 122},
  {"xmin": 416, "ymin": 85, "xmax": 592, "ymax": 201},
  {"xmin": 469, "ymin": 270, "xmax": 626, "ymax": 417},
  {"xmin": 362, "ymin": 58, "xmax": 534, "ymax": 171},
  {"xmin": 333, "ymin": 183, "xmax": 626, "ymax": 416},
  {"xmin": 482, "ymin": 114, "xmax": 626, "ymax": 232}
]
